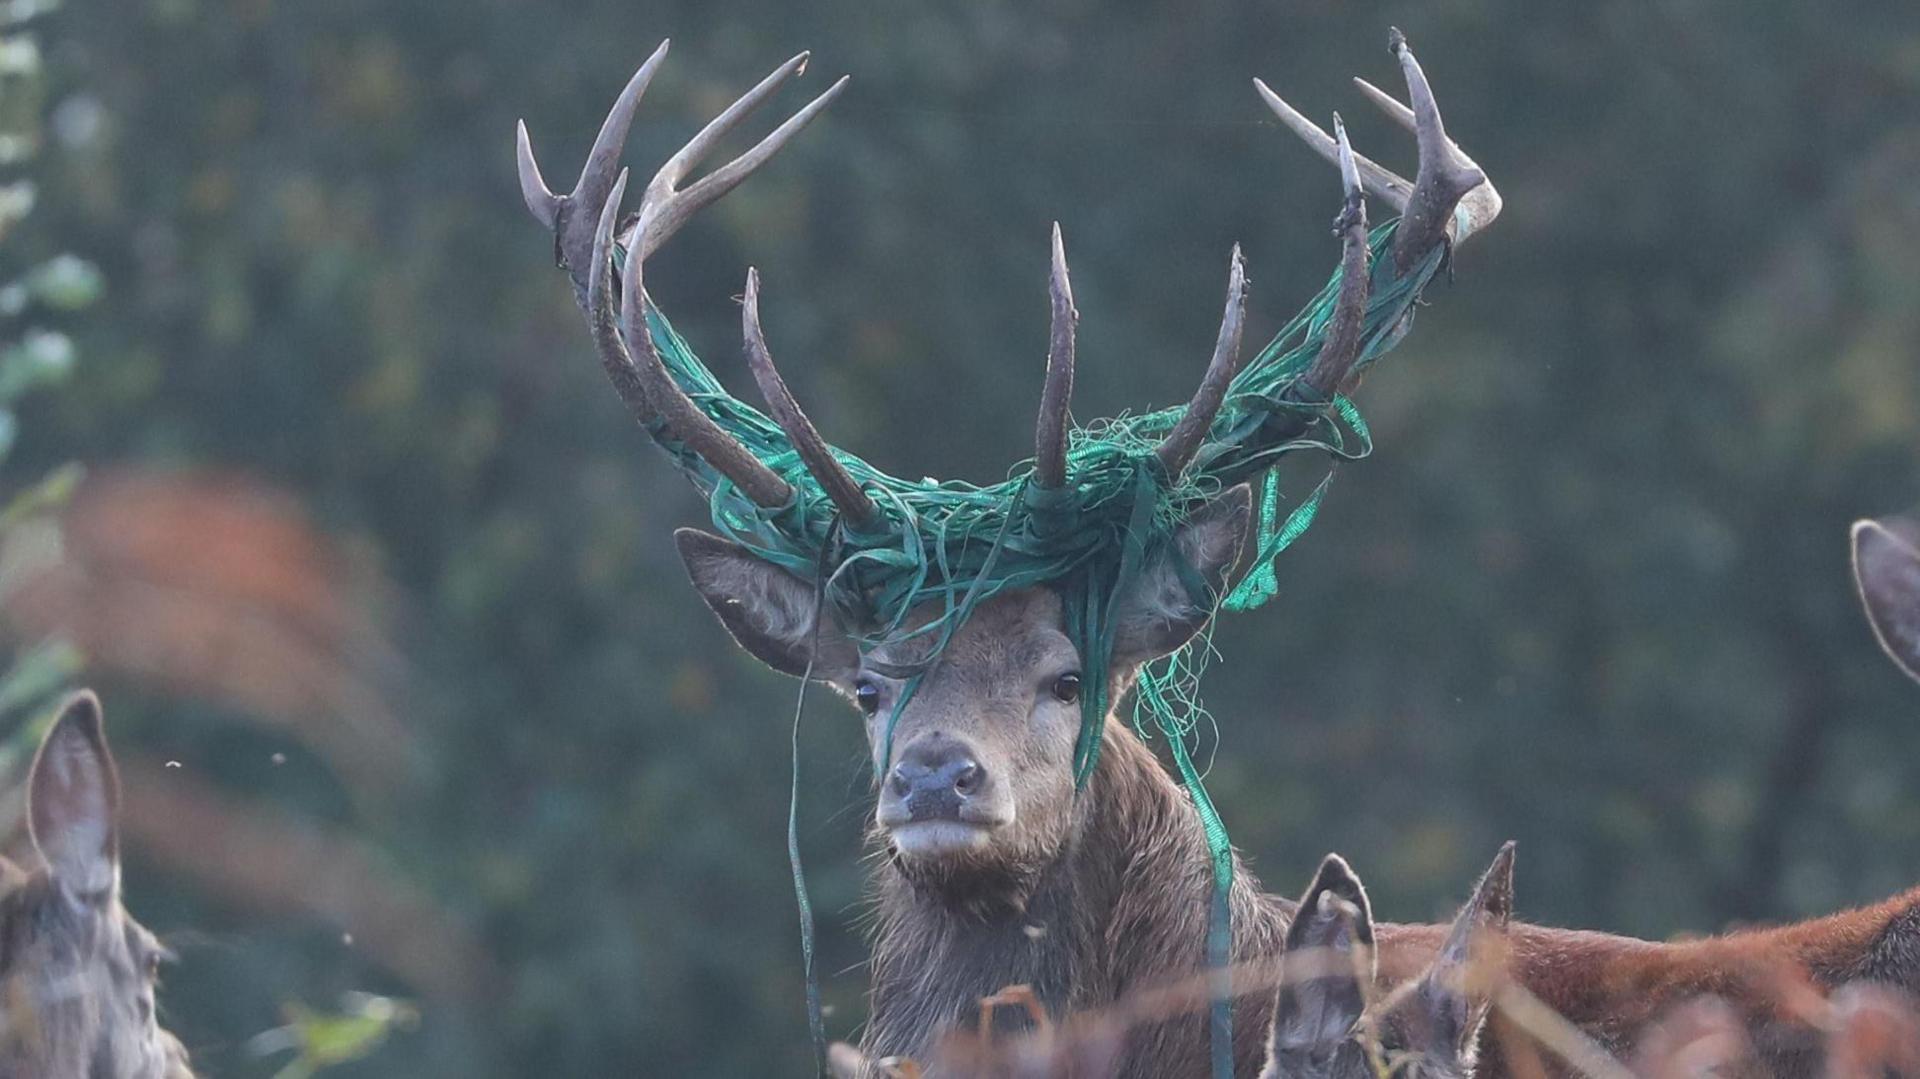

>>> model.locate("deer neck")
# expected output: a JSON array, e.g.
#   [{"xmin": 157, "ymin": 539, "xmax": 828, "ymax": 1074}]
[{"xmin": 862, "ymin": 718, "xmax": 1268, "ymax": 1062}]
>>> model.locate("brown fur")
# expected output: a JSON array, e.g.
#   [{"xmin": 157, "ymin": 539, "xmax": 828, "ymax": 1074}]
[{"xmin": 0, "ymin": 692, "xmax": 192, "ymax": 1079}]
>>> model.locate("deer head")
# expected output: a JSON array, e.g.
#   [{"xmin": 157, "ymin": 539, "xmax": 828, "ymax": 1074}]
[
  {"xmin": 1264, "ymin": 845, "xmax": 1514, "ymax": 1079},
  {"xmin": 516, "ymin": 34, "xmax": 1496, "ymax": 899},
  {"xmin": 0, "ymin": 691, "xmax": 191, "ymax": 1079}
]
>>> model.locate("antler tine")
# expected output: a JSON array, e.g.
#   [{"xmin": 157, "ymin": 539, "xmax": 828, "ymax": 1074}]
[
  {"xmin": 742, "ymin": 268, "xmax": 876, "ymax": 525},
  {"xmin": 1301, "ymin": 114, "xmax": 1373, "ymax": 399},
  {"xmin": 1353, "ymin": 73, "xmax": 1504, "ymax": 254},
  {"xmin": 517, "ymin": 40, "xmax": 671, "ymax": 295},
  {"xmin": 588, "ymin": 171, "xmax": 793, "ymax": 509},
  {"xmin": 1382, "ymin": 28, "xmax": 1493, "ymax": 274},
  {"xmin": 1254, "ymin": 78, "xmax": 1411, "ymax": 212},
  {"xmin": 633, "ymin": 54, "xmax": 850, "ymax": 261},
  {"xmin": 1155, "ymin": 246, "xmax": 1248, "ymax": 479},
  {"xmin": 1034, "ymin": 222, "xmax": 1078, "ymax": 490}
]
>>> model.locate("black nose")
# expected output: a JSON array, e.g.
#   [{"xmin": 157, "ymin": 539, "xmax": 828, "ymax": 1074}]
[{"xmin": 887, "ymin": 739, "xmax": 986, "ymax": 821}]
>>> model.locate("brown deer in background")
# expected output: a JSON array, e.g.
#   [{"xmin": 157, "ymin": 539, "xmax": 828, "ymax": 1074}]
[
  {"xmin": 519, "ymin": 34, "xmax": 1920, "ymax": 1079},
  {"xmin": 1261, "ymin": 846, "xmax": 1512, "ymax": 1079},
  {"xmin": 0, "ymin": 691, "xmax": 191, "ymax": 1078}
]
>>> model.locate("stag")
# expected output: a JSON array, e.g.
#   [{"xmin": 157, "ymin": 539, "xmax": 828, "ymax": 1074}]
[
  {"xmin": 0, "ymin": 691, "xmax": 191, "ymax": 1078},
  {"xmin": 518, "ymin": 35, "xmax": 1920, "ymax": 1078}
]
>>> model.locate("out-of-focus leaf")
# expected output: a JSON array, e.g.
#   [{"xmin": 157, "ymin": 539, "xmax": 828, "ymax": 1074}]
[
  {"xmin": 251, "ymin": 992, "xmax": 418, "ymax": 1079},
  {"xmin": 0, "ymin": 0, "xmax": 59, "ymax": 30},
  {"xmin": 0, "ymin": 327, "xmax": 72, "ymax": 402},
  {"xmin": 22, "ymin": 254, "xmax": 101, "ymax": 310},
  {"xmin": 0, "ymin": 35, "xmax": 39, "ymax": 76},
  {"xmin": 0, "ymin": 635, "xmax": 78, "ymax": 720},
  {"xmin": 0, "ymin": 460, "xmax": 80, "ymax": 531}
]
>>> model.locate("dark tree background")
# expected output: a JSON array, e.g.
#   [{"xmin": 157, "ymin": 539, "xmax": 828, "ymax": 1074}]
[{"xmin": 7, "ymin": 0, "xmax": 1920, "ymax": 1074}]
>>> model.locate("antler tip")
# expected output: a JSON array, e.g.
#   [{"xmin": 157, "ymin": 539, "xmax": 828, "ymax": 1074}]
[
  {"xmin": 515, "ymin": 120, "xmax": 562, "ymax": 228},
  {"xmin": 1387, "ymin": 26, "xmax": 1408, "ymax": 55}
]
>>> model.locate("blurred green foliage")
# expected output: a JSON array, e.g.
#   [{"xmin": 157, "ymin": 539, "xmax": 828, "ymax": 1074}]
[
  {"xmin": 0, "ymin": 0, "xmax": 91, "ymax": 744},
  {"xmin": 7, "ymin": 0, "xmax": 1920, "ymax": 1075}
]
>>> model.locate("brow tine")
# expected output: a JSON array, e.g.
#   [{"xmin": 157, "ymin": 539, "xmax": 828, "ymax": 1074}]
[
  {"xmin": 1034, "ymin": 222, "xmax": 1078, "ymax": 490},
  {"xmin": 743, "ymin": 268, "xmax": 876, "ymax": 524},
  {"xmin": 639, "ymin": 75, "xmax": 851, "ymax": 261},
  {"xmin": 1253, "ymin": 78, "xmax": 1411, "ymax": 211},
  {"xmin": 1155, "ymin": 246, "xmax": 1248, "ymax": 479},
  {"xmin": 515, "ymin": 120, "xmax": 562, "ymax": 229}
]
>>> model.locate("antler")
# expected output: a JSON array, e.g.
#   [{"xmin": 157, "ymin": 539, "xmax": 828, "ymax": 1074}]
[
  {"xmin": 516, "ymin": 42, "xmax": 668, "ymax": 293},
  {"xmin": 588, "ymin": 170, "xmax": 793, "ymax": 507},
  {"xmin": 1300, "ymin": 115, "xmax": 1373, "ymax": 399},
  {"xmin": 518, "ymin": 43, "xmax": 856, "ymax": 513},
  {"xmin": 1154, "ymin": 247, "xmax": 1248, "ymax": 479},
  {"xmin": 1255, "ymin": 27, "xmax": 1499, "ymax": 275},
  {"xmin": 743, "ymin": 269, "xmax": 876, "ymax": 525},
  {"xmin": 1034, "ymin": 223, "xmax": 1078, "ymax": 491}
]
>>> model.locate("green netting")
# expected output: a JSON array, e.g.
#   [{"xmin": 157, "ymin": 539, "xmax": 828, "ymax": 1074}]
[
  {"xmin": 631, "ymin": 220, "xmax": 1438, "ymax": 675},
  {"xmin": 620, "ymin": 218, "xmax": 1447, "ymax": 1077}
]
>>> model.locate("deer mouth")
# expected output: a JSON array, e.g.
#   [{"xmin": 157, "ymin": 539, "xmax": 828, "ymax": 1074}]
[{"xmin": 886, "ymin": 819, "xmax": 1001, "ymax": 858}]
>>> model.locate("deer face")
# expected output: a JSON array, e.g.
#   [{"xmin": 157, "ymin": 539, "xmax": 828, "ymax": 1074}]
[
  {"xmin": 677, "ymin": 486, "xmax": 1252, "ymax": 894},
  {"xmin": 0, "ymin": 692, "xmax": 191, "ymax": 1079},
  {"xmin": 1264, "ymin": 846, "xmax": 1512, "ymax": 1079}
]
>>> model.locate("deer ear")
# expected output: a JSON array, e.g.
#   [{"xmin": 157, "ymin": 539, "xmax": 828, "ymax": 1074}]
[
  {"xmin": 1417, "ymin": 842, "xmax": 1515, "ymax": 1054},
  {"xmin": 1111, "ymin": 484, "xmax": 1252, "ymax": 665},
  {"xmin": 28, "ymin": 690, "xmax": 121, "ymax": 900},
  {"xmin": 676, "ymin": 528, "xmax": 860, "ymax": 681},
  {"xmin": 1272, "ymin": 853, "xmax": 1375, "ymax": 1058},
  {"xmin": 1853, "ymin": 516, "xmax": 1920, "ymax": 684}
]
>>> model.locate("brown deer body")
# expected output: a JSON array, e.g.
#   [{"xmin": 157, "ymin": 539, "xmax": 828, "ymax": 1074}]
[{"xmin": 0, "ymin": 691, "xmax": 192, "ymax": 1079}]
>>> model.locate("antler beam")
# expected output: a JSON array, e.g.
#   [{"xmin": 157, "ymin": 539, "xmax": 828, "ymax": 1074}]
[{"xmin": 589, "ymin": 171, "xmax": 794, "ymax": 508}]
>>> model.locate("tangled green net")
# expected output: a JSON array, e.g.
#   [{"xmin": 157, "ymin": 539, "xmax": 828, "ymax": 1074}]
[{"xmin": 630, "ymin": 219, "xmax": 1442, "ymax": 768}]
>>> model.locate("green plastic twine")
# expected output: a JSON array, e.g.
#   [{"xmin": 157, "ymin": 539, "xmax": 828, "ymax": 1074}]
[
  {"xmin": 789, "ymin": 537, "xmax": 842, "ymax": 1075},
  {"xmin": 1140, "ymin": 661, "xmax": 1235, "ymax": 1079}
]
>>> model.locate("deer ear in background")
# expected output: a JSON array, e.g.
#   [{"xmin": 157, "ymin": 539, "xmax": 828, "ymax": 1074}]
[
  {"xmin": 1852, "ymin": 514, "xmax": 1920, "ymax": 684},
  {"xmin": 28, "ymin": 690, "xmax": 122, "ymax": 899}
]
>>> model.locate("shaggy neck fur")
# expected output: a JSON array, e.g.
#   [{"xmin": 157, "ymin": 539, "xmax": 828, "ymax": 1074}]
[{"xmin": 862, "ymin": 716, "xmax": 1291, "ymax": 1077}]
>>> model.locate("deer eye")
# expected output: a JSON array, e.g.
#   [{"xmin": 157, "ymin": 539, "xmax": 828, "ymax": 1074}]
[
  {"xmin": 1051, "ymin": 672, "xmax": 1082, "ymax": 704},
  {"xmin": 854, "ymin": 679, "xmax": 881, "ymax": 715}
]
